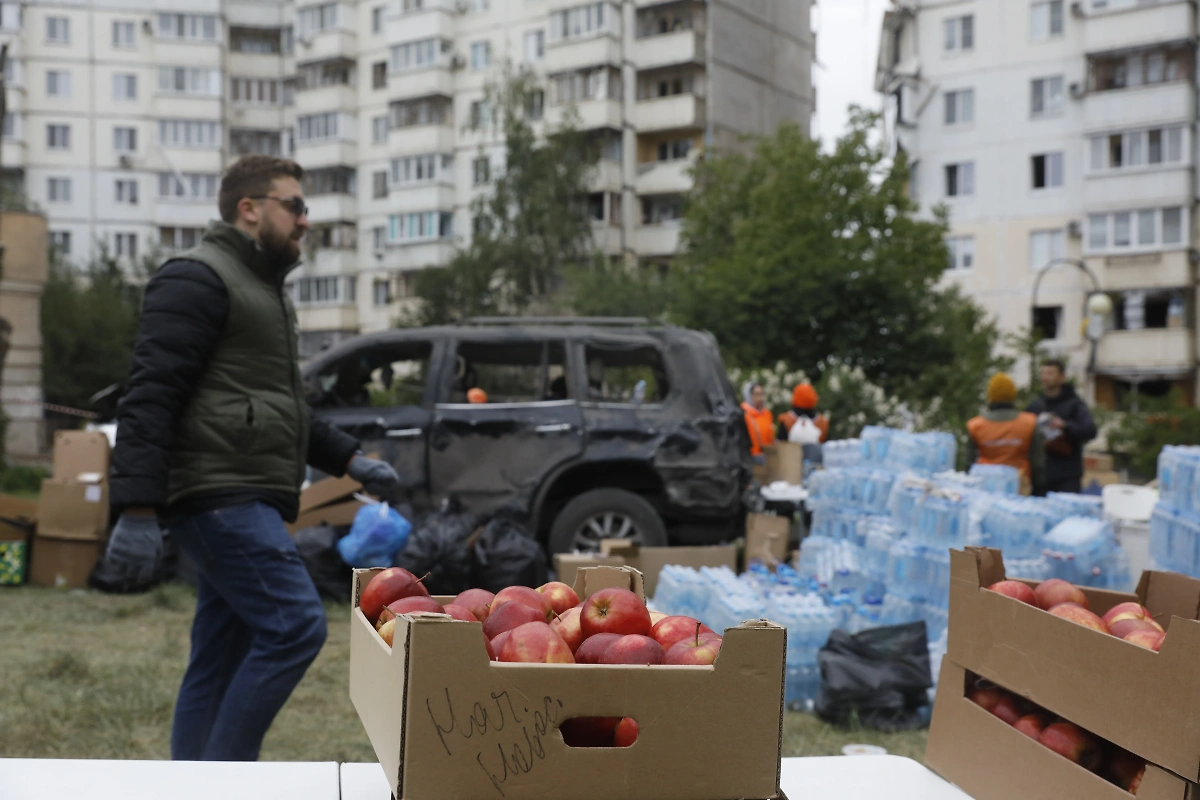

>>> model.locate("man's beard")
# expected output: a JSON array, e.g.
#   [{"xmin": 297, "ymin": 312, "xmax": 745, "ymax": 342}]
[{"xmin": 260, "ymin": 218, "xmax": 302, "ymax": 272}]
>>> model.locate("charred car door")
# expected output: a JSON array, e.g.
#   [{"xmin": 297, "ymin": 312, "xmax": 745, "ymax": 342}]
[{"xmin": 428, "ymin": 336, "xmax": 584, "ymax": 515}]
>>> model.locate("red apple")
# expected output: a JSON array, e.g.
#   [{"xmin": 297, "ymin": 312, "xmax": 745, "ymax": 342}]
[
  {"xmin": 614, "ymin": 717, "xmax": 639, "ymax": 747},
  {"xmin": 650, "ymin": 616, "xmax": 715, "ymax": 650},
  {"xmin": 599, "ymin": 634, "xmax": 665, "ymax": 665},
  {"xmin": 490, "ymin": 630, "xmax": 511, "ymax": 655},
  {"xmin": 1013, "ymin": 714, "xmax": 1050, "ymax": 740},
  {"xmin": 1109, "ymin": 617, "xmax": 1161, "ymax": 640},
  {"xmin": 453, "ymin": 588, "xmax": 496, "ymax": 622},
  {"xmin": 560, "ymin": 717, "xmax": 619, "ymax": 747},
  {"xmin": 378, "ymin": 617, "xmax": 396, "ymax": 647},
  {"xmin": 967, "ymin": 687, "xmax": 1006, "ymax": 713},
  {"xmin": 990, "ymin": 695, "xmax": 1024, "ymax": 726},
  {"xmin": 1040, "ymin": 722, "xmax": 1103, "ymax": 772},
  {"xmin": 441, "ymin": 604, "xmax": 479, "ymax": 623},
  {"xmin": 580, "ymin": 588, "xmax": 652, "ymax": 638},
  {"xmin": 549, "ymin": 607, "xmax": 585, "ymax": 653},
  {"xmin": 1123, "ymin": 629, "xmax": 1166, "ymax": 651},
  {"xmin": 575, "ymin": 633, "xmax": 623, "ymax": 664},
  {"xmin": 536, "ymin": 581, "xmax": 580, "ymax": 616},
  {"xmin": 1048, "ymin": 603, "xmax": 1110, "ymax": 634},
  {"xmin": 498, "ymin": 622, "xmax": 575, "ymax": 664},
  {"xmin": 493, "ymin": 586, "xmax": 554, "ymax": 622},
  {"xmin": 482, "ymin": 600, "xmax": 544, "ymax": 640},
  {"xmin": 1034, "ymin": 579, "xmax": 1088, "ymax": 611},
  {"xmin": 987, "ymin": 580, "xmax": 1037, "ymax": 606},
  {"xmin": 377, "ymin": 595, "xmax": 445, "ymax": 629},
  {"xmin": 649, "ymin": 611, "xmax": 668, "ymax": 626},
  {"xmin": 1103, "ymin": 602, "xmax": 1164, "ymax": 632},
  {"xmin": 484, "ymin": 633, "xmax": 496, "ymax": 661},
  {"xmin": 360, "ymin": 567, "xmax": 430, "ymax": 624},
  {"xmin": 1108, "ymin": 748, "xmax": 1147, "ymax": 791},
  {"xmin": 663, "ymin": 632, "xmax": 722, "ymax": 665}
]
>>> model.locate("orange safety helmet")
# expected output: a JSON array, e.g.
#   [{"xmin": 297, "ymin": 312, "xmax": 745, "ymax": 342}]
[
  {"xmin": 792, "ymin": 383, "xmax": 819, "ymax": 410},
  {"xmin": 467, "ymin": 387, "xmax": 488, "ymax": 404}
]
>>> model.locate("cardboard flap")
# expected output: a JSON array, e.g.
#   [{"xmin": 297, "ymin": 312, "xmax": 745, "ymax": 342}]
[
  {"xmin": 960, "ymin": 546, "xmax": 1006, "ymax": 587},
  {"xmin": 599, "ymin": 539, "xmax": 640, "ymax": 557},
  {"xmin": 572, "ymin": 565, "xmax": 645, "ymax": 602},
  {"xmin": 1140, "ymin": 570, "xmax": 1200, "ymax": 631},
  {"xmin": 0, "ymin": 494, "xmax": 39, "ymax": 523},
  {"xmin": 299, "ymin": 474, "xmax": 363, "ymax": 515},
  {"xmin": 52, "ymin": 431, "xmax": 111, "ymax": 481}
]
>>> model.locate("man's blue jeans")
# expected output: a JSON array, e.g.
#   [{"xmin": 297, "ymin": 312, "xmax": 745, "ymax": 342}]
[{"xmin": 168, "ymin": 502, "xmax": 327, "ymax": 761}]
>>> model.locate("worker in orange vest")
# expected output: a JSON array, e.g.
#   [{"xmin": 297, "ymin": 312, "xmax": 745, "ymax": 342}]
[
  {"xmin": 776, "ymin": 383, "xmax": 829, "ymax": 445},
  {"xmin": 966, "ymin": 373, "xmax": 1046, "ymax": 495},
  {"xmin": 741, "ymin": 381, "xmax": 775, "ymax": 465}
]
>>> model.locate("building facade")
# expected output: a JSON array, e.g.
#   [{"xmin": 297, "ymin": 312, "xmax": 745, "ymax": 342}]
[
  {"xmin": 877, "ymin": 0, "xmax": 1198, "ymax": 409},
  {"xmin": 0, "ymin": 0, "xmax": 815, "ymax": 358}
]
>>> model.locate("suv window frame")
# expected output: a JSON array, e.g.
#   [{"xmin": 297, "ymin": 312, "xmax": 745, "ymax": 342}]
[
  {"xmin": 572, "ymin": 338, "xmax": 674, "ymax": 409},
  {"xmin": 435, "ymin": 335, "xmax": 577, "ymax": 407},
  {"xmin": 305, "ymin": 335, "xmax": 442, "ymax": 410}
]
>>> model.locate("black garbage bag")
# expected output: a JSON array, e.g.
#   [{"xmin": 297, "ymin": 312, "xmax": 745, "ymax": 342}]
[
  {"xmin": 471, "ymin": 510, "xmax": 548, "ymax": 593},
  {"xmin": 814, "ymin": 621, "xmax": 933, "ymax": 732},
  {"xmin": 295, "ymin": 524, "xmax": 354, "ymax": 603},
  {"xmin": 394, "ymin": 498, "xmax": 480, "ymax": 596}
]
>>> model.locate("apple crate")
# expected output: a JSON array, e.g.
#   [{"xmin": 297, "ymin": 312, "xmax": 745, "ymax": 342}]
[
  {"xmin": 348, "ymin": 565, "xmax": 787, "ymax": 800},
  {"xmin": 927, "ymin": 660, "xmax": 1196, "ymax": 800},
  {"xmin": 949, "ymin": 547, "xmax": 1200, "ymax": 782}
]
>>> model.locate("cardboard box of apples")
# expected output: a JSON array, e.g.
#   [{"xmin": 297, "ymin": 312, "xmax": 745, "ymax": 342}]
[
  {"xmin": 926, "ymin": 547, "xmax": 1200, "ymax": 798},
  {"xmin": 348, "ymin": 564, "xmax": 787, "ymax": 800}
]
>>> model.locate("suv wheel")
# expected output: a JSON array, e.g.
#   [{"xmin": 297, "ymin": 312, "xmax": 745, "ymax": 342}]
[{"xmin": 548, "ymin": 489, "xmax": 668, "ymax": 555}]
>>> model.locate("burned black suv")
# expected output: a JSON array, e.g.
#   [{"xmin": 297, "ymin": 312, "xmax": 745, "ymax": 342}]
[{"xmin": 301, "ymin": 318, "xmax": 751, "ymax": 554}]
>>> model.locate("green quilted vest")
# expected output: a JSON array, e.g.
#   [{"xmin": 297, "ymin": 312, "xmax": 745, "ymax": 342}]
[{"xmin": 166, "ymin": 221, "xmax": 310, "ymax": 504}]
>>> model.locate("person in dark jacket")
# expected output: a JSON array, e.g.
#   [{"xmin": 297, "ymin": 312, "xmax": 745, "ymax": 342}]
[
  {"xmin": 1025, "ymin": 359, "xmax": 1097, "ymax": 495},
  {"xmin": 104, "ymin": 156, "xmax": 401, "ymax": 762}
]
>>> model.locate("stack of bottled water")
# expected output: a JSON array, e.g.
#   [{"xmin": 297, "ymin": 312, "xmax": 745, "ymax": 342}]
[
  {"xmin": 968, "ymin": 463, "xmax": 1020, "ymax": 495},
  {"xmin": 822, "ymin": 438, "xmax": 863, "ymax": 469},
  {"xmin": 1149, "ymin": 447, "xmax": 1200, "ymax": 578}
]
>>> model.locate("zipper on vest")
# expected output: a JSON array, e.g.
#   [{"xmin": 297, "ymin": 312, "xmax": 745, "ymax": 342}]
[{"xmin": 276, "ymin": 284, "xmax": 305, "ymax": 481}]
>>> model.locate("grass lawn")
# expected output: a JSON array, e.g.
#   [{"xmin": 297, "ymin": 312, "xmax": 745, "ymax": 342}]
[{"xmin": 0, "ymin": 584, "xmax": 928, "ymax": 762}]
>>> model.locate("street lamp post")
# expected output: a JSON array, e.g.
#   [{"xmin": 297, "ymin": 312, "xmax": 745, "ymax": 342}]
[{"xmin": 1029, "ymin": 257, "xmax": 1111, "ymax": 393}]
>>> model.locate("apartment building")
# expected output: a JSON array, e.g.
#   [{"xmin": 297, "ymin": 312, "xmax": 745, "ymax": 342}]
[
  {"xmin": 0, "ymin": 0, "xmax": 814, "ymax": 359},
  {"xmin": 877, "ymin": 0, "xmax": 1199, "ymax": 409}
]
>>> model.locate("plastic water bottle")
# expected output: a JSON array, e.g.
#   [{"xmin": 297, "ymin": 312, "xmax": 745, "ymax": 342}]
[{"xmin": 633, "ymin": 380, "xmax": 646, "ymax": 404}]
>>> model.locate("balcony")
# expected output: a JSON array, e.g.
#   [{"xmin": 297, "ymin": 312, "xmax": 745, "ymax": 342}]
[
  {"xmin": 306, "ymin": 248, "xmax": 358, "ymax": 273},
  {"xmin": 308, "ymin": 193, "xmax": 358, "ymax": 222},
  {"xmin": 2, "ymin": 140, "xmax": 25, "ymax": 169},
  {"xmin": 591, "ymin": 224, "xmax": 624, "ymax": 254},
  {"xmin": 227, "ymin": 1, "xmax": 286, "ymax": 27},
  {"xmin": 388, "ymin": 68, "xmax": 454, "ymax": 101},
  {"xmin": 636, "ymin": 154, "xmax": 697, "ymax": 195},
  {"xmin": 1084, "ymin": 166, "xmax": 1191, "ymax": 210},
  {"xmin": 387, "ymin": 124, "xmax": 456, "ymax": 154},
  {"xmin": 385, "ymin": 183, "xmax": 457, "ymax": 214},
  {"xmin": 384, "ymin": 4, "xmax": 455, "ymax": 42},
  {"xmin": 295, "ymin": 139, "xmax": 358, "ymax": 168},
  {"xmin": 228, "ymin": 52, "xmax": 289, "ymax": 79},
  {"xmin": 635, "ymin": 94, "xmax": 705, "ymax": 133},
  {"xmin": 1090, "ymin": 249, "xmax": 1193, "ymax": 292},
  {"xmin": 296, "ymin": 29, "xmax": 356, "ymax": 63},
  {"xmin": 296, "ymin": 304, "xmax": 359, "ymax": 334},
  {"xmin": 386, "ymin": 240, "xmax": 456, "ymax": 270},
  {"xmin": 635, "ymin": 0, "xmax": 680, "ymax": 6},
  {"xmin": 1095, "ymin": 327, "xmax": 1193, "ymax": 375},
  {"xmin": 154, "ymin": 202, "xmax": 214, "ymax": 227},
  {"xmin": 632, "ymin": 30, "xmax": 705, "ymax": 72},
  {"xmin": 634, "ymin": 222, "xmax": 681, "ymax": 257},
  {"xmin": 544, "ymin": 35, "xmax": 621, "ymax": 74},
  {"xmin": 547, "ymin": 99, "xmax": 624, "ymax": 131},
  {"xmin": 1084, "ymin": 1, "xmax": 1195, "ymax": 55},
  {"xmin": 294, "ymin": 84, "xmax": 357, "ymax": 114},
  {"xmin": 590, "ymin": 159, "xmax": 623, "ymax": 191},
  {"xmin": 226, "ymin": 105, "xmax": 289, "ymax": 131},
  {"xmin": 1083, "ymin": 82, "xmax": 1194, "ymax": 131},
  {"xmin": 152, "ymin": 96, "xmax": 222, "ymax": 122}
]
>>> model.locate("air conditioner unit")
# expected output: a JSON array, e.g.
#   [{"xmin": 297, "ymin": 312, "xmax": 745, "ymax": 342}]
[
  {"xmin": 455, "ymin": 0, "xmax": 470, "ymax": 13},
  {"xmin": 1067, "ymin": 220, "xmax": 1083, "ymax": 239},
  {"xmin": 142, "ymin": 19, "xmax": 153, "ymax": 33},
  {"xmin": 449, "ymin": 54, "xmax": 465, "ymax": 70},
  {"xmin": 373, "ymin": 249, "xmax": 385, "ymax": 260},
  {"xmin": 118, "ymin": 154, "xmax": 134, "ymax": 169},
  {"xmin": 1069, "ymin": 81, "xmax": 1085, "ymax": 100},
  {"xmin": 298, "ymin": 35, "xmax": 312, "ymax": 47},
  {"xmin": 1070, "ymin": 0, "xmax": 1086, "ymax": 18}
]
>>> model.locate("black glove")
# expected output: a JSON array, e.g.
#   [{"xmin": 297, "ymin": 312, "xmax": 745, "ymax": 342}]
[
  {"xmin": 103, "ymin": 513, "xmax": 164, "ymax": 585},
  {"xmin": 347, "ymin": 456, "xmax": 401, "ymax": 497}
]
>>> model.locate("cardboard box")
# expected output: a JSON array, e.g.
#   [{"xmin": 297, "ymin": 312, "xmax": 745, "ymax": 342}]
[
  {"xmin": 553, "ymin": 552, "xmax": 625, "ymax": 591},
  {"xmin": 349, "ymin": 565, "xmax": 786, "ymax": 800},
  {"xmin": 948, "ymin": 547, "xmax": 1200, "ymax": 781},
  {"xmin": 0, "ymin": 495, "xmax": 38, "ymax": 586},
  {"xmin": 927, "ymin": 660, "xmax": 1195, "ymax": 800},
  {"xmin": 29, "ymin": 536, "xmax": 105, "ymax": 588},
  {"xmin": 287, "ymin": 499, "xmax": 366, "ymax": 535},
  {"xmin": 1085, "ymin": 451, "xmax": 1115, "ymax": 474},
  {"xmin": 746, "ymin": 513, "xmax": 790, "ymax": 565},
  {"xmin": 37, "ymin": 479, "xmax": 109, "ymax": 541},
  {"xmin": 52, "ymin": 430, "xmax": 111, "ymax": 481},
  {"xmin": 766, "ymin": 442, "xmax": 804, "ymax": 486},
  {"xmin": 299, "ymin": 473, "xmax": 363, "ymax": 516},
  {"xmin": 0, "ymin": 540, "xmax": 29, "ymax": 584}
]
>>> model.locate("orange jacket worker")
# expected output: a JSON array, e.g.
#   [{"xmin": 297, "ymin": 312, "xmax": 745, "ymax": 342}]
[
  {"xmin": 777, "ymin": 383, "xmax": 829, "ymax": 445},
  {"xmin": 967, "ymin": 373, "xmax": 1046, "ymax": 494},
  {"xmin": 741, "ymin": 382, "xmax": 775, "ymax": 465}
]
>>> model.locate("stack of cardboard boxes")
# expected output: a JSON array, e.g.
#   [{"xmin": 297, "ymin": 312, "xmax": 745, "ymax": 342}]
[
  {"xmin": 31, "ymin": 431, "xmax": 112, "ymax": 588},
  {"xmin": 927, "ymin": 547, "xmax": 1200, "ymax": 799}
]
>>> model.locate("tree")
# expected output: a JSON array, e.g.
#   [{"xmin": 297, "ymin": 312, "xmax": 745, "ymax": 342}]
[
  {"xmin": 565, "ymin": 256, "xmax": 673, "ymax": 320},
  {"xmin": 673, "ymin": 108, "xmax": 1009, "ymax": 430},
  {"xmin": 411, "ymin": 67, "xmax": 597, "ymax": 324}
]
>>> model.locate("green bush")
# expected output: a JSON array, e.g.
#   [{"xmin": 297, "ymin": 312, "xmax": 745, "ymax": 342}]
[
  {"xmin": 0, "ymin": 465, "xmax": 48, "ymax": 495},
  {"xmin": 1105, "ymin": 389, "xmax": 1200, "ymax": 481}
]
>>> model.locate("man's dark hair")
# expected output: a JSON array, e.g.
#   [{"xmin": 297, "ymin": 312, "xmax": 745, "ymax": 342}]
[
  {"xmin": 218, "ymin": 156, "xmax": 305, "ymax": 223},
  {"xmin": 1041, "ymin": 358, "xmax": 1066, "ymax": 375}
]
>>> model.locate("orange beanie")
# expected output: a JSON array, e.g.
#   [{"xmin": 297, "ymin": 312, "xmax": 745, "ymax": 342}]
[
  {"xmin": 792, "ymin": 383, "xmax": 819, "ymax": 409},
  {"xmin": 467, "ymin": 388, "xmax": 488, "ymax": 404}
]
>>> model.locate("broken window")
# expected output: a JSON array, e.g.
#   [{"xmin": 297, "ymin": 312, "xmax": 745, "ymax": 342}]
[
  {"xmin": 583, "ymin": 344, "xmax": 670, "ymax": 404},
  {"xmin": 452, "ymin": 340, "xmax": 569, "ymax": 404}
]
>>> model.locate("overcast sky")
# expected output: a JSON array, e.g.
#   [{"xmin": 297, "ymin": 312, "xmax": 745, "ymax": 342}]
[{"xmin": 814, "ymin": 0, "xmax": 891, "ymax": 149}]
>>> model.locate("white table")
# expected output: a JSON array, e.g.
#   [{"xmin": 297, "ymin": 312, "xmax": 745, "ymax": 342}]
[
  {"xmin": 0, "ymin": 758, "xmax": 341, "ymax": 800},
  {"xmin": 340, "ymin": 755, "xmax": 970, "ymax": 799}
]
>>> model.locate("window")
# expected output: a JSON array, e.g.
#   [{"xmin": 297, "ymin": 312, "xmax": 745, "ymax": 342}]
[
  {"xmin": 1089, "ymin": 126, "xmax": 1187, "ymax": 171},
  {"xmin": 945, "ymin": 162, "xmax": 974, "ymax": 197},
  {"xmin": 1030, "ymin": 229, "xmax": 1065, "ymax": 270},
  {"xmin": 454, "ymin": 341, "xmax": 568, "ymax": 405},
  {"xmin": 312, "ymin": 341, "xmax": 432, "ymax": 409},
  {"xmin": 373, "ymin": 226, "xmax": 386, "ymax": 250},
  {"xmin": 526, "ymin": 89, "xmax": 545, "ymax": 120},
  {"xmin": 943, "ymin": 15, "xmax": 973, "ymax": 52},
  {"xmin": 470, "ymin": 100, "xmax": 489, "ymax": 128},
  {"xmin": 1163, "ymin": 208, "xmax": 1183, "ymax": 245},
  {"xmin": 1089, "ymin": 44, "xmax": 1194, "ymax": 92},
  {"xmin": 115, "ymin": 179, "xmax": 138, "ymax": 205},
  {"xmin": 309, "ymin": 223, "xmax": 357, "ymax": 250},
  {"xmin": 156, "ymin": 14, "xmax": 218, "ymax": 41},
  {"xmin": 2, "ymin": 113, "xmax": 16, "ymax": 140},
  {"xmin": 113, "ymin": 233, "xmax": 137, "ymax": 259},
  {"xmin": 230, "ymin": 77, "xmax": 283, "ymax": 105},
  {"xmin": 46, "ymin": 16, "xmax": 69, "ymax": 43},
  {"xmin": 389, "ymin": 39, "xmax": 442, "ymax": 72},
  {"xmin": 158, "ymin": 226, "xmax": 205, "ymax": 250},
  {"xmin": 656, "ymin": 138, "xmax": 692, "ymax": 161},
  {"xmin": 372, "ymin": 61, "xmax": 387, "ymax": 89},
  {"xmin": 230, "ymin": 129, "xmax": 283, "ymax": 156},
  {"xmin": 391, "ymin": 154, "xmax": 440, "ymax": 185},
  {"xmin": 549, "ymin": 3, "xmax": 611, "ymax": 43},
  {"xmin": 47, "ymin": 177, "xmax": 71, "ymax": 202},
  {"xmin": 1031, "ymin": 76, "xmax": 1064, "ymax": 117},
  {"xmin": 159, "ymin": 67, "xmax": 221, "ymax": 96},
  {"xmin": 582, "ymin": 344, "xmax": 669, "ymax": 404},
  {"xmin": 46, "ymin": 124, "xmax": 70, "ymax": 150},
  {"xmin": 304, "ymin": 167, "xmax": 356, "ymax": 195},
  {"xmin": 1032, "ymin": 152, "xmax": 1064, "ymax": 189},
  {"xmin": 373, "ymin": 170, "xmax": 388, "ymax": 199},
  {"xmin": 49, "ymin": 230, "xmax": 71, "ymax": 255},
  {"xmin": 470, "ymin": 41, "xmax": 491, "ymax": 71},
  {"xmin": 113, "ymin": 73, "xmax": 136, "ymax": 101},
  {"xmin": 642, "ymin": 195, "xmax": 683, "ymax": 224},
  {"xmin": 46, "ymin": 70, "xmax": 70, "ymax": 98},
  {"xmin": 296, "ymin": 112, "xmax": 340, "ymax": 142},
  {"xmin": 473, "ymin": 156, "xmax": 490, "ymax": 185},
  {"xmin": 387, "ymin": 211, "xmax": 453, "ymax": 242},
  {"xmin": 293, "ymin": 276, "xmax": 346, "ymax": 306},
  {"xmin": 469, "ymin": 0, "xmax": 489, "ymax": 10},
  {"xmin": 524, "ymin": 30, "xmax": 545, "ymax": 62},
  {"xmin": 112, "ymin": 20, "xmax": 135, "ymax": 47},
  {"xmin": 944, "ymin": 89, "xmax": 974, "ymax": 125},
  {"xmin": 296, "ymin": 3, "xmax": 339, "ymax": 37},
  {"xmin": 389, "ymin": 96, "xmax": 451, "ymax": 128},
  {"xmin": 1032, "ymin": 306, "xmax": 1062, "ymax": 341},
  {"xmin": 372, "ymin": 116, "xmax": 388, "ymax": 143},
  {"xmin": 114, "ymin": 126, "xmax": 137, "ymax": 152},
  {"xmin": 373, "ymin": 279, "xmax": 391, "ymax": 306},
  {"xmin": 296, "ymin": 59, "xmax": 354, "ymax": 90},
  {"xmin": 231, "ymin": 27, "xmax": 282, "ymax": 53},
  {"xmin": 158, "ymin": 172, "xmax": 218, "ymax": 200},
  {"xmin": 372, "ymin": 6, "xmax": 384, "ymax": 33},
  {"xmin": 158, "ymin": 119, "xmax": 221, "ymax": 149},
  {"xmin": 946, "ymin": 236, "xmax": 974, "ymax": 271},
  {"xmin": 1031, "ymin": 1, "xmax": 1064, "ymax": 41},
  {"xmin": 1087, "ymin": 207, "xmax": 1187, "ymax": 252},
  {"xmin": 401, "ymin": 0, "xmax": 425, "ymax": 11},
  {"xmin": 552, "ymin": 67, "xmax": 622, "ymax": 105}
]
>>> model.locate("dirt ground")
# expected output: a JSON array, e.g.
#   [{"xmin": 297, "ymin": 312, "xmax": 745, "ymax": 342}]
[{"xmin": 0, "ymin": 584, "xmax": 928, "ymax": 762}]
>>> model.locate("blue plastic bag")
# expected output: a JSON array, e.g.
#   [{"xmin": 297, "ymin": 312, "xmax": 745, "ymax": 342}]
[{"xmin": 336, "ymin": 501, "xmax": 412, "ymax": 568}]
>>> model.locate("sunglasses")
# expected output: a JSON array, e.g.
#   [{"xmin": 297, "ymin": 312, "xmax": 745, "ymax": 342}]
[{"xmin": 249, "ymin": 195, "xmax": 309, "ymax": 218}]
